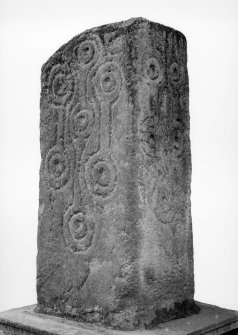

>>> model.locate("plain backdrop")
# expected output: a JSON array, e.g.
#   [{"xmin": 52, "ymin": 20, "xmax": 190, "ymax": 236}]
[{"xmin": 0, "ymin": 0, "xmax": 237, "ymax": 313}]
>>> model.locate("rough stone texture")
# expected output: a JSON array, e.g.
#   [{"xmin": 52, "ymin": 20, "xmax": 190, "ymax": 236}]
[
  {"xmin": 37, "ymin": 17, "xmax": 198, "ymax": 330},
  {"xmin": 1, "ymin": 303, "xmax": 238, "ymax": 334}
]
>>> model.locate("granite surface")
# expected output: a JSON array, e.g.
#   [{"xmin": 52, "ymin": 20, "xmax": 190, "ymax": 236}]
[{"xmin": 38, "ymin": 17, "xmax": 197, "ymax": 329}]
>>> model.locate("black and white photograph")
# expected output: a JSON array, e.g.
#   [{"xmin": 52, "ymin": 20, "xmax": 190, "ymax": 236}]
[{"xmin": 0, "ymin": 0, "xmax": 237, "ymax": 334}]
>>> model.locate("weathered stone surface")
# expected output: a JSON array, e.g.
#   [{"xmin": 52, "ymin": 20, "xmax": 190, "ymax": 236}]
[
  {"xmin": 1, "ymin": 303, "xmax": 238, "ymax": 334},
  {"xmin": 37, "ymin": 17, "xmax": 198, "ymax": 330}
]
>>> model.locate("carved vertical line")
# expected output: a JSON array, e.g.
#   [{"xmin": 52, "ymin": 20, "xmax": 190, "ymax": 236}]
[
  {"xmin": 57, "ymin": 108, "xmax": 66, "ymax": 144},
  {"xmin": 99, "ymin": 101, "xmax": 110, "ymax": 150},
  {"xmin": 72, "ymin": 139, "xmax": 86, "ymax": 212},
  {"xmin": 86, "ymin": 66, "xmax": 98, "ymax": 104},
  {"xmin": 108, "ymin": 101, "xmax": 113, "ymax": 148}
]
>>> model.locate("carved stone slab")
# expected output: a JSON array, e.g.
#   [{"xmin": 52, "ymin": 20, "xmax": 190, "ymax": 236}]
[
  {"xmin": 38, "ymin": 17, "xmax": 196, "ymax": 330},
  {"xmin": 1, "ymin": 303, "xmax": 238, "ymax": 334}
]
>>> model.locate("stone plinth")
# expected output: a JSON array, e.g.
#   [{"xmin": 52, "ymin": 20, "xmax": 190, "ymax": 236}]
[
  {"xmin": 37, "ymin": 17, "xmax": 197, "ymax": 329},
  {"xmin": 1, "ymin": 302, "xmax": 238, "ymax": 334}
]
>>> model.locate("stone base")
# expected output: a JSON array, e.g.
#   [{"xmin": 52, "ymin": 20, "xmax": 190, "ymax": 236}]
[{"xmin": 0, "ymin": 302, "xmax": 238, "ymax": 335}]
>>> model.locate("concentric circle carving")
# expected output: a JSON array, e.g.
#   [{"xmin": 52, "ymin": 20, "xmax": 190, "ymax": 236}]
[
  {"xmin": 45, "ymin": 145, "xmax": 70, "ymax": 189},
  {"xmin": 75, "ymin": 40, "xmax": 96, "ymax": 66},
  {"xmin": 146, "ymin": 57, "xmax": 163, "ymax": 82},
  {"xmin": 86, "ymin": 154, "xmax": 117, "ymax": 198},
  {"xmin": 169, "ymin": 62, "xmax": 185, "ymax": 87},
  {"xmin": 179, "ymin": 86, "xmax": 189, "ymax": 112},
  {"xmin": 63, "ymin": 211, "xmax": 95, "ymax": 252},
  {"xmin": 70, "ymin": 103, "xmax": 94, "ymax": 139},
  {"xmin": 48, "ymin": 64, "xmax": 75, "ymax": 106},
  {"xmin": 154, "ymin": 185, "xmax": 175, "ymax": 224},
  {"xmin": 139, "ymin": 116, "xmax": 157, "ymax": 158},
  {"xmin": 141, "ymin": 51, "xmax": 164, "ymax": 85},
  {"xmin": 101, "ymin": 71, "xmax": 117, "ymax": 93},
  {"xmin": 69, "ymin": 213, "xmax": 87, "ymax": 239},
  {"xmin": 96, "ymin": 62, "xmax": 122, "ymax": 102},
  {"xmin": 171, "ymin": 120, "xmax": 184, "ymax": 158}
]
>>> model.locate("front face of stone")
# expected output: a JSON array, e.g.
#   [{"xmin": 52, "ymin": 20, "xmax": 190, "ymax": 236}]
[{"xmin": 38, "ymin": 18, "xmax": 196, "ymax": 330}]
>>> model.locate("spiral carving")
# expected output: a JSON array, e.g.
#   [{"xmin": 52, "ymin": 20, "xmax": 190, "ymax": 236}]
[
  {"xmin": 75, "ymin": 40, "xmax": 97, "ymax": 67},
  {"xmin": 169, "ymin": 61, "xmax": 185, "ymax": 87},
  {"xmin": 63, "ymin": 210, "xmax": 95, "ymax": 252},
  {"xmin": 86, "ymin": 154, "xmax": 117, "ymax": 198},
  {"xmin": 70, "ymin": 103, "xmax": 94, "ymax": 139},
  {"xmin": 141, "ymin": 50, "xmax": 164, "ymax": 85},
  {"xmin": 45, "ymin": 145, "xmax": 70, "ymax": 190},
  {"xmin": 48, "ymin": 64, "xmax": 75, "ymax": 106},
  {"xmin": 96, "ymin": 62, "xmax": 122, "ymax": 102}
]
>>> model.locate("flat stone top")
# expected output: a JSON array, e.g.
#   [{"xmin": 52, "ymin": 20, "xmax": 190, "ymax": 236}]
[{"xmin": 0, "ymin": 302, "xmax": 238, "ymax": 335}]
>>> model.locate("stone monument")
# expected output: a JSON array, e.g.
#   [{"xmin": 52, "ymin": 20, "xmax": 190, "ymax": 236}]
[
  {"xmin": 1, "ymin": 17, "xmax": 238, "ymax": 335},
  {"xmin": 37, "ymin": 16, "xmax": 198, "ymax": 330}
]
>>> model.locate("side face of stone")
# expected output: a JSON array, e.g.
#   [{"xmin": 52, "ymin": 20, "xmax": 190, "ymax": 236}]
[
  {"xmin": 135, "ymin": 21, "xmax": 194, "ymax": 313},
  {"xmin": 37, "ymin": 18, "xmax": 197, "ymax": 330}
]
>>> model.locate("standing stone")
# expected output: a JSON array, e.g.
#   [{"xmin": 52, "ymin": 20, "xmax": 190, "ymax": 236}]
[{"xmin": 37, "ymin": 17, "xmax": 199, "ymax": 330}]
